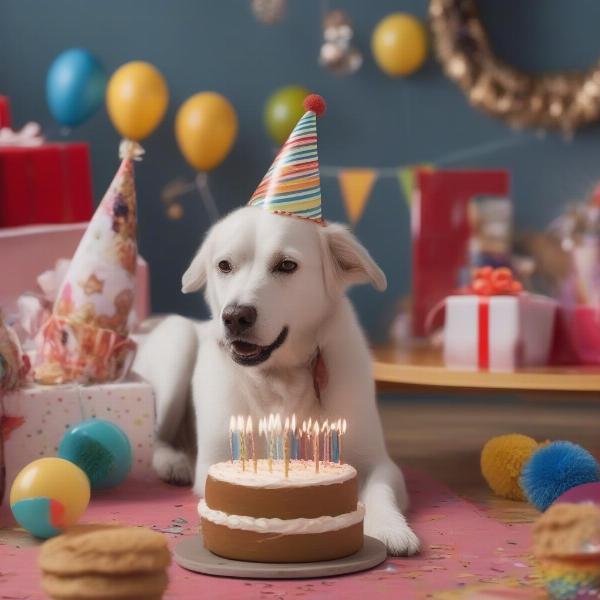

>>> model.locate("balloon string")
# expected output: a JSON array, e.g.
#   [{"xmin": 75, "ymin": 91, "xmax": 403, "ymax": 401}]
[{"xmin": 196, "ymin": 173, "xmax": 220, "ymax": 224}]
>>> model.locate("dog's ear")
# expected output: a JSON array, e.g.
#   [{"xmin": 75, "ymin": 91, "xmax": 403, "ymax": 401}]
[
  {"xmin": 319, "ymin": 223, "xmax": 387, "ymax": 292},
  {"xmin": 181, "ymin": 235, "xmax": 212, "ymax": 293}
]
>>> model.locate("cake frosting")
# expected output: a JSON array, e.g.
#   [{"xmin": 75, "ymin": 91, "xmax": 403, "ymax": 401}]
[
  {"xmin": 207, "ymin": 460, "xmax": 356, "ymax": 489},
  {"xmin": 199, "ymin": 500, "xmax": 364, "ymax": 535}
]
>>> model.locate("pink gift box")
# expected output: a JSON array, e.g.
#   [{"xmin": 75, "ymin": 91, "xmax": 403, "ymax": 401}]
[
  {"xmin": 0, "ymin": 376, "xmax": 156, "ymax": 503},
  {"xmin": 0, "ymin": 222, "xmax": 150, "ymax": 323},
  {"xmin": 443, "ymin": 294, "xmax": 557, "ymax": 372}
]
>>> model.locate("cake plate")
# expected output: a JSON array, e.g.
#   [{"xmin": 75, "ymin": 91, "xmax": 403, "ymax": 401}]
[{"xmin": 174, "ymin": 534, "xmax": 387, "ymax": 579}]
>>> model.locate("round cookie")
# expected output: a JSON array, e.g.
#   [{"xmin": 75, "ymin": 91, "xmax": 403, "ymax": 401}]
[
  {"xmin": 41, "ymin": 572, "xmax": 168, "ymax": 600},
  {"xmin": 38, "ymin": 524, "xmax": 171, "ymax": 600},
  {"xmin": 39, "ymin": 524, "xmax": 171, "ymax": 575}
]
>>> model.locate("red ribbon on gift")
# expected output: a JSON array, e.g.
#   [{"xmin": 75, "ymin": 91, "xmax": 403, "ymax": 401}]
[{"xmin": 468, "ymin": 267, "xmax": 522, "ymax": 369}]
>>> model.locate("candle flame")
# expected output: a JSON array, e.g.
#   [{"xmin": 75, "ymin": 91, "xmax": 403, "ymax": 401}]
[
  {"xmin": 302, "ymin": 420, "xmax": 307, "ymax": 433},
  {"xmin": 331, "ymin": 421, "xmax": 337, "ymax": 432},
  {"xmin": 291, "ymin": 413, "xmax": 296, "ymax": 432},
  {"xmin": 268, "ymin": 413, "xmax": 275, "ymax": 432},
  {"xmin": 321, "ymin": 419, "xmax": 329, "ymax": 433},
  {"xmin": 275, "ymin": 413, "xmax": 282, "ymax": 434},
  {"xmin": 229, "ymin": 415, "xmax": 236, "ymax": 432},
  {"xmin": 237, "ymin": 415, "xmax": 244, "ymax": 432},
  {"xmin": 258, "ymin": 418, "xmax": 264, "ymax": 436},
  {"xmin": 313, "ymin": 420, "xmax": 320, "ymax": 435},
  {"xmin": 307, "ymin": 417, "xmax": 312, "ymax": 432},
  {"xmin": 284, "ymin": 416, "xmax": 290, "ymax": 432},
  {"xmin": 342, "ymin": 419, "xmax": 347, "ymax": 434},
  {"xmin": 246, "ymin": 415, "xmax": 253, "ymax": 434}
]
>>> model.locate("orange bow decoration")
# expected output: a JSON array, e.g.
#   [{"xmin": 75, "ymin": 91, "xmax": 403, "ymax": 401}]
[{"xmin": 469, "ymin": 267, "xmax": 522, "ymax": 296}]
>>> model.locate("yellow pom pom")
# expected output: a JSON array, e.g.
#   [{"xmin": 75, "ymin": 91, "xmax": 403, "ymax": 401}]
[{"xmin": 481, "ymin": 434, "xmax": 539, "ymax": 501}]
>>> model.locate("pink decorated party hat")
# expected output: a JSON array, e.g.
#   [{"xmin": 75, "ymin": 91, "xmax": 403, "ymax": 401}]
[
  {"xmin": 249, "ymin": 94, "xmax": 326, "ymax": 223},
  {"xmin": 34, "ymin": 141, "xmax": 143, "ymax": 384}
]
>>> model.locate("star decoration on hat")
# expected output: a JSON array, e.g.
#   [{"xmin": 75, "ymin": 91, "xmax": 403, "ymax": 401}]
[{"xmin": 80, "ymin": 274, "xmax": 105, "ymax": 296}]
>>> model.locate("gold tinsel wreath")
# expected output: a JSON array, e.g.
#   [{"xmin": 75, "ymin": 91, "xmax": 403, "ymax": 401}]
[{"xmin": 429, "ymin": 0, "xmax": 600, "ymax": 134}]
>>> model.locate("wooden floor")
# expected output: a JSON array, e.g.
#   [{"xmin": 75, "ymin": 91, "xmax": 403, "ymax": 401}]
[{"xmin": 380, "ymin": 397, "xmax": 600, "ymax": 523}]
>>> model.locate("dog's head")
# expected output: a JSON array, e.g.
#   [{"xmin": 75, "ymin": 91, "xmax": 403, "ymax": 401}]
[{"xmin": 182, "ymin": 207, "xmax": 386, "ymax": 368}]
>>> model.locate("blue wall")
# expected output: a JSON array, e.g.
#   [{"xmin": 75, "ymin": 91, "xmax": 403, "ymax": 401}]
[{"xmin": 3, "ymin": 0, "xmax": 600, "ymax": 341}]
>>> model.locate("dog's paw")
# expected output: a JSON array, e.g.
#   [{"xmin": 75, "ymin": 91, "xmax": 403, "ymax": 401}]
[
  {"xmin": 152, "ymin": 444, "xmax": 192, "ymax": 486},
  {"xmin": 366, "ymin": 520, "xmax": 420, "ymax": 556}
]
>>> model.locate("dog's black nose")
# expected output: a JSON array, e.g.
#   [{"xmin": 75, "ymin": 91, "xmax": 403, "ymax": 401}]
[{"xmin": 222, "ymin": 304, "xmax": 257, "ymax": 336}]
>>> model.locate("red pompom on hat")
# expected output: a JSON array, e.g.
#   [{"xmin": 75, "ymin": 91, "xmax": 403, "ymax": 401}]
[{"xmin": 303, "ymin": 94, "xmax": 326, "ymax": 117}]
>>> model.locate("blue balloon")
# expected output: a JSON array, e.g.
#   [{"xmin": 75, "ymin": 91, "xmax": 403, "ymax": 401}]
[
  {"xmin": 46, "ymin": 48, "xmax": 107, "ymax": 127},
  {"xmin": 59, "ymin": 419, "xmax": 132, "ymax": 489}
]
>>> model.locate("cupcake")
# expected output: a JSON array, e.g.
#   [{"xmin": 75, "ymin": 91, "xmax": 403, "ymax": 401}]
[{"xmin": 533, "ymin": 502, "xmax": 600, "ymax": 600}]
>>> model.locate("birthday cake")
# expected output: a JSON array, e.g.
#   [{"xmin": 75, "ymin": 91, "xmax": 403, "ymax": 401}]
[{"xmin": 199, "ymin": 460, "xmax": 364, "ymax": 563}]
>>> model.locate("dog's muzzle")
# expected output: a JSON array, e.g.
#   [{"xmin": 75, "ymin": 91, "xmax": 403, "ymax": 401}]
[{"xmin": 228, "ymin": 327, "xmax": 289, "ymax": 366}]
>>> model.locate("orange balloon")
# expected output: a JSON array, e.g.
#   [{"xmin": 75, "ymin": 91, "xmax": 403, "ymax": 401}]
[
  {"xmin": 175, "ymin": 92, "xmax": 238, "ymax": 171},
  {"xmin": 106, "ymin": 61, "xmax": 169, "ymax": 141}
]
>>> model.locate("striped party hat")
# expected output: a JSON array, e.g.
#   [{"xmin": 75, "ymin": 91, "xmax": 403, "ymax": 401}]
[{"xmin": 249, "ymin": 94, "xmax": 326, "ymax": 223}]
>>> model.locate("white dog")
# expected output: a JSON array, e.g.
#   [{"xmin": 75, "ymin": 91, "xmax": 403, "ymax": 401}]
[{"xmin": 133, "ymin": 206, "xmax": 419, "ymax": 556}]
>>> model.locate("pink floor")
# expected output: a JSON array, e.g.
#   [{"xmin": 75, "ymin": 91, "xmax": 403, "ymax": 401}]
[{"xmin": 0, "ymin": 470, "xmax": 543, "ymax": 600}]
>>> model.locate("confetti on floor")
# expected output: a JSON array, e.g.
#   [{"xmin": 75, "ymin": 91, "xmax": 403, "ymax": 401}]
[{"xmin": 0, "ymin": 469, "xmax": 543, "ymax": 599}]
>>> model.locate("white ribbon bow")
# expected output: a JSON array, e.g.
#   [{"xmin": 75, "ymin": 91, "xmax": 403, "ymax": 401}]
[{"xmin": 0, "ymin": 122, "xmax": 45, "ymax": 147}]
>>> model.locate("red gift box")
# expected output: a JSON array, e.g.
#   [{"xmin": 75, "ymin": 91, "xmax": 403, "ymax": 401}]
[
  {"xmin": 412, "ymin": 170, "xmax": 510, "ymax": 337},
  {"xmin": 0, "ymin": 96, "xmax": 11, "ymax": 128},
  {"xmin": 0, "ymin": 98, "xmax": 93, "ymax": 228}
]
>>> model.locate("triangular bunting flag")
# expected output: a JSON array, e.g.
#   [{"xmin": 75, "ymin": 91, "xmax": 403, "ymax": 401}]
[
  {"xmin": 397, "ymin": 164, "xmax": 435, "ymax": 208},
  {"xmin": 338, "ymin": 169, "xmax": 377, "ymax": 224}
]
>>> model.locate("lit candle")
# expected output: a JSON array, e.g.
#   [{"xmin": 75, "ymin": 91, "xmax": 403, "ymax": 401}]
[
  {"xmin": 302, "ymin": 420, "xmax": 308, "ymax": 461},
  {"xmin": 267, "ymin": 414, "xmax": 275, "ymax": 472},
  {"xmin": 307, "ymin": 418, "xmax": 312, "ymax": 463},
  {"xmin": 284, "ymin": 417, "xmax": 290, "ymax": 477},
  {"xmin": 339, "ymin": 418, "xmax": 347, "ymax": 464},
  {"xmin": 313, "ymin": 420, "xmax": 320, "ymax": 474},
  {"xmin": 331, "ymin": 421, "xmax": 339, "ymax": 463},
  {"xmin": 274, "ymin": 414, "xmax": 282, "ymax": 460},
  {"xmin": 259, "ymin": 417, "xmax": 265, "ymax": 461},
  {"xmin": 321, "ymin": 420, "xmax": 329, "ymax": 463},
  {"xmin": 229, "ymin": 415, "xmax": 238, "ymax": 462},
  {"xmin": 246, "ymin": 416, "xmax": 257, "ymax": 473},
  {"xmin": 237, "ymin": 415, "xmax": 246, "ymax": 471},
  {"xmin": 290, "ymin": 414, "xmax": 298, "ymax": 459}
]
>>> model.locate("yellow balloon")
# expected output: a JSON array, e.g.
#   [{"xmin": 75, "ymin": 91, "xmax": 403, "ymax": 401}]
[
  {"xmin": 175, "ymin": 92, "xmax": 238, "ymax": 172},
  {"xmin": 107, "ymin": 61, "xmax": 169, "ymax": 141},
  {"xmin": 10, "ymin": 457, "xmax": 90, "ymax": 527},
  {"xmin": 372, "ymin": 13, "xmax": 428, "ymax": 77}
]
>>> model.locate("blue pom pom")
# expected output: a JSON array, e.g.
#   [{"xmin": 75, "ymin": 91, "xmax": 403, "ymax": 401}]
[{"xmin": 520, "ymin": 441, "xmax": 600, "ymax": 511}]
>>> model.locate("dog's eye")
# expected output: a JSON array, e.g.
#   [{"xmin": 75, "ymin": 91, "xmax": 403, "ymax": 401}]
[
  {"xmin": 274, "ymin": 259, "xmax": 298, "ymax": 274},
  {"xmin": 218, "ymin": 260, "xmax": 232, "ymax": 273}
]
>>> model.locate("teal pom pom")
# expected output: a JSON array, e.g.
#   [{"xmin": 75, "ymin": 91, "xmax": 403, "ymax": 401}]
[
  {"xmin": 59, "ymin": 420, "xmax": 132, "ymax": 489},
  {"xmin": 520, "ymin": 441, "xmax": 600, "ymax": 511}
]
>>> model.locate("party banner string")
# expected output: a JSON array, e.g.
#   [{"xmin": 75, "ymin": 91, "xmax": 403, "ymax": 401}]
[{"xmin": 162, "ymin": 133, "xmax": 538, "ymax": 225}]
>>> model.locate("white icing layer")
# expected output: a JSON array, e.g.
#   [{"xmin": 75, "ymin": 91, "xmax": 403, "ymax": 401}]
[
  {"xmin": 199, "ymin": 500, "xmax": 364, "ymax": 535},
  {"xmin": 208, "ymin": 460, "xmax": 356, "ymax": 489}
]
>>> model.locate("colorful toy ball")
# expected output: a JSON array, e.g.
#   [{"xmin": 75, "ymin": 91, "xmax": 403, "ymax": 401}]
[
  {"xmin": 521, "ymin": 441, "xmax": 600, "ymax": 512},
  {"xmin": 10, "ymin": 458, "xmax": 90, "ymax": 539},
  {"xmin": 58, "ymin": 419, "xmax": 132, "ymax": 489},
  {"xmin": 481, "ymin": 434, "xmax": 539, "ymax": 500}
]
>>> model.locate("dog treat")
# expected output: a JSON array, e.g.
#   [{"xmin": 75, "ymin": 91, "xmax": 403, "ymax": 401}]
[
  {"xmin": 200, "ymin": 459, "xmax": 364, "ymax": 563},
  {"xmin": 38, "ymin": 524, "xmax": 171, "ymax": 600}
]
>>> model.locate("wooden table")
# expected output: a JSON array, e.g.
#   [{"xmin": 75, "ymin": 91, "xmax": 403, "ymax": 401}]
[{"xmin": 373, "ymin": 344, "xmax": 600, "ymax": 396}]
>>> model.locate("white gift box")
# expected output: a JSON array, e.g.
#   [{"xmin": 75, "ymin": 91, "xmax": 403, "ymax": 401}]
[
  {"xmin": 0, "ymin": 376, "xmax": 156, "ymax": 502},
  {"xmin": 443, "ymin": 294, "xmax": 557, "ymax": 372}
]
